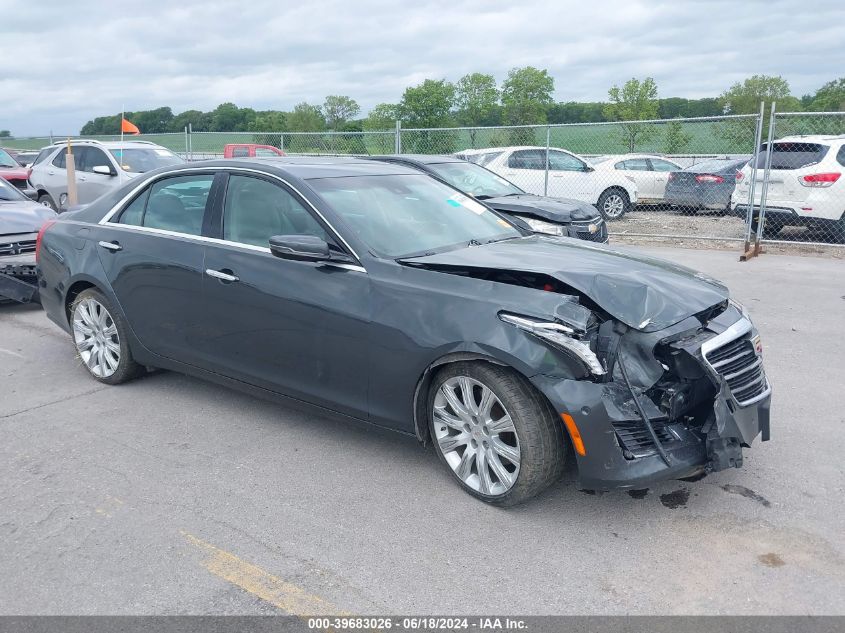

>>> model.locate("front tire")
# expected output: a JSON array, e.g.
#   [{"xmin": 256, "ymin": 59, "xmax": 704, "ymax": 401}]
[
  {"xmin": 38, "ymin": 194, "xmax": 57, "ymax": 211},
  {"xmin": 70, "ymin": 288, "xmax": 141, "ymax": 384},
  {"xmin": 428, "ymin": 362, "xmax": 565, "ymax": 506},
  {"xmin": 597, "ymin": 188, "xmax": 630, "ymax": 220}
]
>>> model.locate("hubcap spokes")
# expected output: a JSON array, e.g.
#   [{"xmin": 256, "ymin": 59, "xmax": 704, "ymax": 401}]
[
  {"xmin": 433, "ymin": 376, "xmax": 520, "ymax": 495},
  {"xmin": 604, "ymin": 194, "xmax": 624, "ymax": 217},
  {"xmin": 72, "ymin": 298, "xmax": 120, "ymax": 378}
]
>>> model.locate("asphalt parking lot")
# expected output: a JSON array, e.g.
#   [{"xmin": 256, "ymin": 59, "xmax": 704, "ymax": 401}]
[{"xmin": 1, "ymin": 245, "xmax": 843, "ymax": 616}]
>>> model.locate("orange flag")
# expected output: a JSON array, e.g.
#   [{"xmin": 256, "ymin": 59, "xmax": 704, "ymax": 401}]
[{"xmin": 121, "ymin": 118, "xmax": 140, "ymax": 134}]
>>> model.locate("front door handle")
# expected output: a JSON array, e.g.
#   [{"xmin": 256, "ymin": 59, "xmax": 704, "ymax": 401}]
[
  {"xmin": 206, "ymin": 268, "xmax": 239, "ymax": 282},
  {"xmin": 98, "ymin": 240, "xmax": 122, "ymax": 252}
]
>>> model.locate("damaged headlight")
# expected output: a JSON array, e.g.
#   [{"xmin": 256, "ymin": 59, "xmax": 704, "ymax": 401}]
[
  {"xmin": 499, "ymin": 312, "xmax": 605, "ymax": 376},
  {"xmin": 520, "ymin": 217, "xmax": 566, "ymax": 236}
]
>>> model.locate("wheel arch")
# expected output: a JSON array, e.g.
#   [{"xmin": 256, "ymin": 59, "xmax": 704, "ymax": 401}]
[
  {"xmin": 63, "ymin": 279, "xmax": 98, "ymax": 324},
  {"xmin": 597, "ymin": 184, "xmax": 632, "ymax": 206}
]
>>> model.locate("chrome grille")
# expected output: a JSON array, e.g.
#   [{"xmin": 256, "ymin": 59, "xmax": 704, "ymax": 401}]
[
  {"xmin": 0, "ymin": 240, "xmax": 36, "ymax": 256},
  {"xmin": 703, "ymin": 332, "xmax": 768, "ymax": 406}
]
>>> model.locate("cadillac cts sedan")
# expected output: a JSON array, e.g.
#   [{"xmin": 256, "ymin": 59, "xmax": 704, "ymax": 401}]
[{"xmin": 36, "ymin": 157, "xmax": 771, "ymax": 505}]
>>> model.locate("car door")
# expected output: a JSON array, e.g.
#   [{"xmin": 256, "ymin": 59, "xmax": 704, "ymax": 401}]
[
  {"xmin": 547, "ymin": 150, "xmax": 592, "ymax": 201},
  {"xmin": 498, "ymin": 149, "xmax": 546, "ymax": 195},
  {"xmin": 75, "ymin": 146, "xmax": 117, "ymax": 203},
  {"xmin": 648, "ymin": 158, "xmax": 681, "ymax": 200},
  {"xmin": 95, "ymin": 171, "xmax": 218, "ymax": 365},
  {"xmin": 198, "ymin": 171, "xmax": 371, "ymax": 419},
  {"xmin": 616, "ymin": 158, "xmax": 655, "ymax": 200}
]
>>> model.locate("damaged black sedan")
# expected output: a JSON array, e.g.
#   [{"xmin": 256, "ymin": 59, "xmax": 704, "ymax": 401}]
[{"xmin": 37, "ymin": 157, "xmax": 770, "ymax": 505}]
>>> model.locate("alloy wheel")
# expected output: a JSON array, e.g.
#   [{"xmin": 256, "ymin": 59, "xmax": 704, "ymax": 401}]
[
  {"xmin": 432, "ymin": 376, "xmax": 521, "ymax": 496},
  {"xmin": 72, "ymin": 297, "xmax": 121, "ymax": 378},
  {"xmin": 602, "ymin": 194, "xmax": 625, "ymax": 218}
]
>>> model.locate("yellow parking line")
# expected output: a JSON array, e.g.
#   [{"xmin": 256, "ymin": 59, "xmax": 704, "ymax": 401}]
[{"xmin": 182, "ymin": 531, "xmax": 347, "ymax": 616}]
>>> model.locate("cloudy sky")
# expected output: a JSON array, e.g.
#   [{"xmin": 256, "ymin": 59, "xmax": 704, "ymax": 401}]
[{"xmin": 2, "ymin": 0, "xmax": 844, "ymax": 136}]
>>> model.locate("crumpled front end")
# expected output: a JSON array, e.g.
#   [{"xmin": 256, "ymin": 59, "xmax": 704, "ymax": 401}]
[
  {"xmin": 530, "ymin": 307, "xmax": 771, "ymax": 490},
  {"xmin": 1, "ymin": 233, "xmax": 39, "ymax": 304}
]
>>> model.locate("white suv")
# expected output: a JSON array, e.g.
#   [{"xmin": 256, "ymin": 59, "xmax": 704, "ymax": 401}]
[
  {"xmin": 732, "ymin": 135, "xmax": 845, "ymax": 241},
  {"xmin": 29, "ymin": 140, "xmax": 184, "ymax": 211},
  {"xmin": 456, "ymin": 146, "xmax": 638, "ymax": 219}
]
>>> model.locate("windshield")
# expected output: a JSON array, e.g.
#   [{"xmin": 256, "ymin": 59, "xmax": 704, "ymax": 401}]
[
  {"xmin": 109, "ymin": 148, "xmax": 184, "ymax": 173},
  {"xmin": 428, "ymin": 161, "xmax": 523, "ymax": 198},
  {"xmin": 0, "ymin": 149, "xmax": 19, "ymax": 168},
  {"xmin": 309, "ymin": 174, "xmax": 521, "ymax": 258},
  {"xmin": 0, "ymin": 177, "xmax": 27, "ymax": 201}
]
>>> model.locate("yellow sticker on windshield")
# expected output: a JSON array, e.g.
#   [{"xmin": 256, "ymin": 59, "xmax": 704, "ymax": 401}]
[{"xmin": 447, "ymin": 193, "xmax": 486, "ymax": 215}]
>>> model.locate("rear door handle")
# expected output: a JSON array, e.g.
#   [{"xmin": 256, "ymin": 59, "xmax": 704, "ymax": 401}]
[
  {"xmin": 98, "ymin": 240, "xmax": 122, "ymax": 252},
  {"xmin": 206, "ymin": 268, "xmax": 239, "ymax": 282}
]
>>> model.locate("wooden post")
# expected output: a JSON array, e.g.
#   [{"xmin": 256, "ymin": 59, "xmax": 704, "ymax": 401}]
[{"xmin": 65, "ymin": 138, "xmax": 78, "ymax": 208}]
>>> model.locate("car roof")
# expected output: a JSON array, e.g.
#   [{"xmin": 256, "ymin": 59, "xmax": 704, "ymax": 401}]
[
  {"xmin": 178, "ymin": 156, "xmax": 423, "ymax": 179},
  {"xmin": 369, "ymin": 154, "xmax": 464, "ymax": 166},
  {"xmin": 594, "ymin": 154, "xmax": 677, "ymax": 162},
  {"xmin": 47, "ymin": 140, "xmax": 173, "ymax": 150},
  {"xmin": 773, "ymin": 135, "xmax": 845, "ymax": 143}
]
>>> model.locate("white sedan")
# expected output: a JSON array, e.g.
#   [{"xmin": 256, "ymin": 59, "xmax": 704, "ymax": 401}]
[
  {"xmin": 591, "ymin": 154, "xmax": 683, "ymax": 206},
  {"xmin": 457, "ymin": 146, "xmax": 639, "ymax": 220}
]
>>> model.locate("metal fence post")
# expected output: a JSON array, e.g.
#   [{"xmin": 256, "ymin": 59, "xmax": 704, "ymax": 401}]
[
  {"xmin": 184, "ymin": 126, "xmax": 189, "ymax": 160},
  {"xmin": 280, "ymin": 133, "xmax": 284, "ymax": 153},
  {"xmin": 544, "ymin": 126, "xmax": 551, "ymax": 196},
  {"xmin": 742, "ymin": 102, "xmax": 765, "ymax": 256},
  {"xmin": 395, "ymin": 120, "xmax": 402, "ymax": 154},
  {"xmin": 187, "ymin": 123, "xmax": 193, "ymax": 161},
  {"xmin": 754, "ymin": 102, "xmax": 777, "ymax": 250}
]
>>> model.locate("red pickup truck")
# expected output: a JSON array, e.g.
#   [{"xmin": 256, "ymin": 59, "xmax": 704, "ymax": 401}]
[{"xmin": 223, "ymin": 144, "xmax": 286, "ymax": 158}]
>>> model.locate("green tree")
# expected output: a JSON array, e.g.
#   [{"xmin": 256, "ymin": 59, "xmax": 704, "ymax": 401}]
[
  {"xmin": 398, "ymin": 79, "xmax": 456, "ymax": 128},
  {"xmin": 132, "ymin": 107, "xmax": 174, "ymax": 133},
  {"xmin": 247, "ymin": 111, "xmax": 287, "ymax": 132},
  {"xmin": 454, "ymin": 73, "xmax": 499, "ymax": 147},
  {"xmin": 323, "ymin": 95, "xmax": 360, "ymax": 131},
  {"xmin": 168, "ymin": 109, "xmax": 212, "ymax": 132},
  {"xmin": 287, "ymin": 102, "xmax": 326, "ymax": 133},
  {"xmin": 604, "ymin": 77, "xmax": 659, "ymax": 152},
  {"xmin": 663, "ymin": 120, "xmax": 692, "ymax": 154},
  {"xmin": 363, "ymin": 103, "xmax": 397, "ymax": 131},
  {"xmin": 209, "ymin": 103, "xmax": 255, "ymax": 132},
  {"xmin": 0, "ymin": 130, "xmax": 11, "ymax": 138},
  {"xmin": 719, "ymin": 75, "xmax": 801, "ymax": 114},
  {"xmin": 808, "ymin": 78, "xmax": 845, "ymax": 111},
  {"xmin": 501, "ymin": 66, "xmax": 554, "ymax": 125}
]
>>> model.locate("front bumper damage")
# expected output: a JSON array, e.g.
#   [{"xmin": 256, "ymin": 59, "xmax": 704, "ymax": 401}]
[
  {"xmin": 531, "ymin": 314, "xmax": 771, "ymax": 490},
  {"xmin": 0, "ymin": 254, "xmax": 40, "ymax": 304}
]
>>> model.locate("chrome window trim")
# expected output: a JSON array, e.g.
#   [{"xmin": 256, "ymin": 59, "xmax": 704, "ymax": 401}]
[
  {"xmin": 97, "ymin": 165, "xmax": 365, "ymax": 269},
  {"xmin": 700, "ymin": 316, "xmax": 771, "ymax": 407}
]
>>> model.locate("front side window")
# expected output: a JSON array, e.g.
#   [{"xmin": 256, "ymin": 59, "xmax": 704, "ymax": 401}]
[
  {"xmin": 32, "ymin": 147, "xmax": 53, "ymax": 166},
  {"xmin": 650, "ymin": 159, "xmax": 679, "ymax": 172},
  {"xmin": 223, "ymin": 175, "xmax": 329, "ymax": 248},
  {"xmin": 309, "ymin": 174, "xmax": 520, "ymax": 258},
  {"xmin": 231, "ymin": 147, "xmax": 250, "ymax": 158},
  {"xmin": 115, "ymin": 174, "xmax": 213, "ymax": 236},
  {"xmin": 255, "ymin": 148, "xmax": 280, "ymax": 157},
  {"xmin": 548, "ymin": 151, "xmax": 586, "ymax": 171},
  {"xmin": 621, "ymin": 158, "xmax": 649, "ymax": 171},
  {"xmin": 76, "ymin": 147, "xmax": 113, "ymax": 174}
]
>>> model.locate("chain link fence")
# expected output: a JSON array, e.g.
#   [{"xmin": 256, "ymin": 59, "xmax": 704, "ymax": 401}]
[{"xmin": 4, "ymin": 110, "xmax": 844, "ymax": 249}]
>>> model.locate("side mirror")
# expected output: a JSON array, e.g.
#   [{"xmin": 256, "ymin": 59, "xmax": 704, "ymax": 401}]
[
  {"xmin": 23, "ymin": 188, "xmax": 39, "ymax": 201},
  {"xmin": 269, "ymin": 235, "xmax": 331, "ymax": 262},
  {"xmin": 582, "ymin": 164, "xmax": 594, "ymax": 172},
  {"xmin": 93, "ymin": 165, "xmax": 116, "ymax": 176}
]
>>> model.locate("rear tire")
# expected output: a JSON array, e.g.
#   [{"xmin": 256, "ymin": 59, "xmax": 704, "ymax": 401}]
[
  {"xmin": 70, "ymin": 288, "xmax": 142, "ymax": 385},
  {"xmin": 762, "ymin": 219, "xmax": 784, "ymax": 239},
  {"xmin": 597, "ymin": 188, "xmax": 630, "ymax": 220},
  {"xmin": 38, "ymin": 194, "xmax": 57, "ymax": 212},
  {"xmin": 428, "ymin": 362, "xmax": 566, "ymax": 506}
]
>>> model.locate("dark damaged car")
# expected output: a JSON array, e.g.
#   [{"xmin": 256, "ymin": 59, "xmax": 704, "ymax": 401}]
[
  {"xmin": 368, "ymin": 154, "xmax": 608, "ymax": 243},
  {"xmin": 1, "ymin": 177, "xmax": 56, "ymax": 303},
  {"xmin": 37, "ymin": 157, "xmax": 771, "ymax": 505}
]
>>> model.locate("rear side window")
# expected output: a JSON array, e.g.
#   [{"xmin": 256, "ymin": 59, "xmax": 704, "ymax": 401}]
[
  {"xmin": 620, "ymin": 158, "xmax": 649, "ymax": 171},
  {"xmin": 650, "ymin": 159, "xmax": 679, "ymax": 172},
  {"xmin": 114, "ymin": 174, "xmax": 213, "ymax": 236},
  {"xmin": 231, "ymin": 147, "xmax": 249, "ymax": 157},
  {"xmin": 755, "ymin": 142, "xmax": 829, "ymax": 170},
  {"xmin": 508, "ymin": 150, "xmax": 545, "ymax": 170},
  {"xmin": 837, "ymin": 145, "xmax": 845, "ymax": 167},
  {"xmin": 52, "ymin": 147, "xmax": 68, "ymax": 168}
]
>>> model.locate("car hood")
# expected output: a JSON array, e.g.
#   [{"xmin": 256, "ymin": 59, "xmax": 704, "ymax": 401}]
[
  {"xmin": 0, "ymin": 200, "xmax": 57, "ymax": 234},
  {"xmin": 404, "ymin": 236, "xmax": 729, "ymax": 332},
  {"xmin": 482, "ymin": 194, "xmax": 598, "ymax": 223}
]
